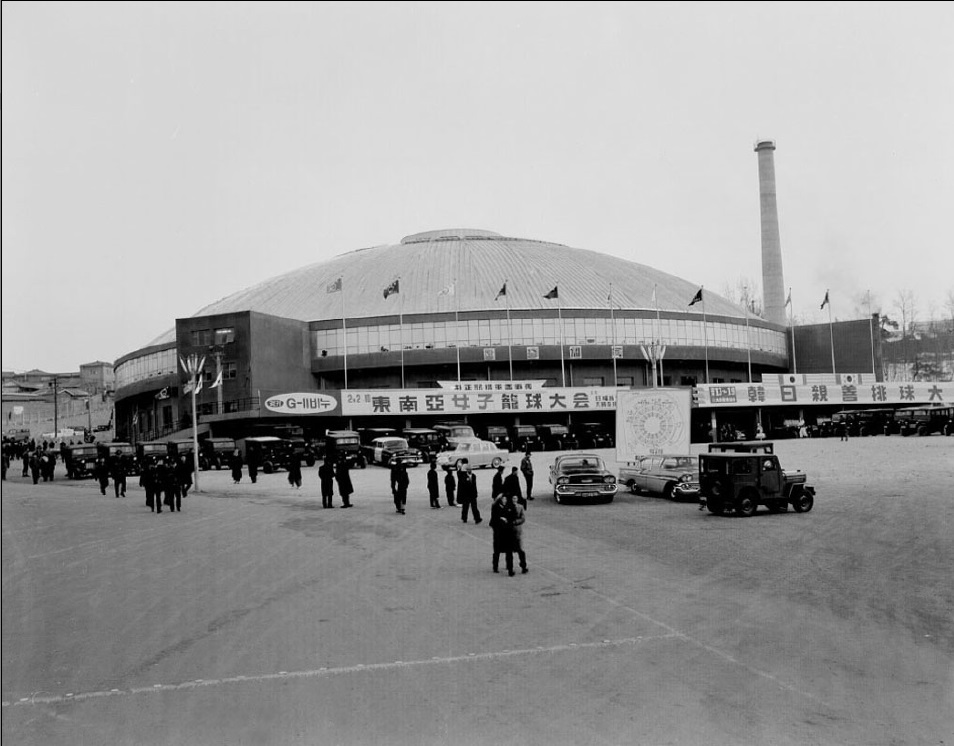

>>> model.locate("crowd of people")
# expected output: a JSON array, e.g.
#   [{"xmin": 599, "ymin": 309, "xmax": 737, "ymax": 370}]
[{"xmin": 2, "ymin": 437, "xmax": 537, "ymax": 575}]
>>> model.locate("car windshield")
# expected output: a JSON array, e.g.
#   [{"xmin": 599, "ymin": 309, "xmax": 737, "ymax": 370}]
[
  {"xmin": 70, "ymin": 446, "xmax": 99, "ymax": 457},
  {"xmin": 560, "ymin": 457, "xmax": 604, "ymax": 472},
  {"xmin": 380, "ymin": 438, "xmax": 409, "ymax": 448},
  {"xmin": 662, "ymin": 457, "xmax": 696, "ymax": 470}
]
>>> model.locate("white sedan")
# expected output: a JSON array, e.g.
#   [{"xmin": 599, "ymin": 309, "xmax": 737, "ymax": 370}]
[{"xmin": 435, "ymin": 438, "xmax": 510, "ymax": 471}]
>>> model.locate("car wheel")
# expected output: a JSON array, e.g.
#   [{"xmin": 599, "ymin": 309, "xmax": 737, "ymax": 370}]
[
  {"xmin": 737, "ymin": 492, "xmax": 757, "ymax": 517},
  {"xmin": 491, "ymin": 456, "xmax": 503, "ymax": 468},
  {"xmin": 263, "ymin": 462, "xmax": 274, "ymax": 475},
  {"xmin": 792, "ymin": 490, "xmax": 814, "ymax": 513},
  {"xmin": 663, "ymin": 483, "xmax": 675, "ymax": 500},
  {"xmin": 629, "ymin": 481, "xmax": 640, "ymax": 495}
]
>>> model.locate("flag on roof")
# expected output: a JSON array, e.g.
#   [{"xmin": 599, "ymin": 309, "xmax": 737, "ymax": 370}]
[
  {"xmin": 383, "ymin": 279, "xmax": 400, "ymax": 299},
  {"xmin": 495, "ymin": 282, "xmax": 507, "ymax": 301},
  {"xmin": 688, "ymin": 287, "xmax": 703, "ymax": 306},
  {"xmin": 543, "ymin": 286, "xmax": 558, "ymax": 300},
  {"xmin": 326, "ymin": 277, "xmax": 342, "ymax": 293},
  {"xmin": 820, "ymin": 290, "xmax": 830, "ymax": 309}
]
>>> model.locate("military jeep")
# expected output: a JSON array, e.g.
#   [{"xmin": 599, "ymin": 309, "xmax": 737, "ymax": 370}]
[{"xmin": 698, "ymin": 449, "xmax": 815, "ymax": 517}]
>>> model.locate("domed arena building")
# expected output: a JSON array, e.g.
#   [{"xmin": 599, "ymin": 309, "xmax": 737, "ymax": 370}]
[{"xmin": 114, "ymin": 228, "xmax": 796, "ymax": 444}]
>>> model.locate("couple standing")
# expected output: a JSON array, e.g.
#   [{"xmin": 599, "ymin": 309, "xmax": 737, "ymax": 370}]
[{"xmin": 489, "ymin": 491, "xmax": 528, "ymax": 576}]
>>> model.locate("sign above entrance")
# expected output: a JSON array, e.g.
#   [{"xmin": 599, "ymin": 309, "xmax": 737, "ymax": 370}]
[
  {"xmin": 436, "ymin": 380, "xmax": 547, "ymax": 391},
  {"xmin": 342, "ymin": 387, "xmax": 618, "ymax": 416},
  {"xmin": 263, "ymin": 392, "xmax": 339, "ymax": 416}
]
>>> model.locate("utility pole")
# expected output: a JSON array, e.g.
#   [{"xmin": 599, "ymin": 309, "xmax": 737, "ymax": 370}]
[{"xmin": 52, "ymin": 377, "xmax": 58, "ymax": 439}]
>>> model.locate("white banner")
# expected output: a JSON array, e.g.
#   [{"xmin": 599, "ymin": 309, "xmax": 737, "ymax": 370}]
[
  {"xmin": 697, "ymin": 381, "xmax": 948, "ymax": 408},
  {"xmin": 341, "ymin": 387, "xmax": 618, "ymax": 417},
  {"xmin": 616, "ymin": 388, "xmax": 692, "ymax": 459}
]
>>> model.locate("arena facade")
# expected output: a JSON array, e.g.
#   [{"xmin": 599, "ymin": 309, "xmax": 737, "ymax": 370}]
[{"xmin": 114, "ymin": 228, "xmax": 903, "ymax": 444}]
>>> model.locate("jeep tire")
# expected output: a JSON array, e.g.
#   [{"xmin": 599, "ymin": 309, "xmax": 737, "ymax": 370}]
[
  {"xmin": 792, "ymin": 491, "xmax": 814, "ymax": 513},
  {"xmin": 737, "ymin": 492, "xmax": 758, "ymax": 517}
]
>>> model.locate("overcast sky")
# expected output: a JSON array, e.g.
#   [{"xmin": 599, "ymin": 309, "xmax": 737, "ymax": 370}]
[{"xmin": 3, "ymin": 1, "xmax": 952, "ymax": 374}]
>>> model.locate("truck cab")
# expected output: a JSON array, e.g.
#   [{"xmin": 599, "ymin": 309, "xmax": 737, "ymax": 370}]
[
  {"xmin": 64, "ymin": 443, "xmax": 100, "ymax": 479},
  {"xmin": 323, "ymin": 430, "xmax": 366, "ymax": 469},
  {"xmin": 238, "ymin": 436, "xmax": 289, "ymax": 474},
  {"xmin": 199, "ymin": 437, "xmax": 236, "ymax": 470}
]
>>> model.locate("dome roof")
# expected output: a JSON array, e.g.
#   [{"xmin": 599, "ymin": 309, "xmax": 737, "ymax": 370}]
[{"xmin": 143, "ymin": 230, "xmax": 743, "ymax": 346}]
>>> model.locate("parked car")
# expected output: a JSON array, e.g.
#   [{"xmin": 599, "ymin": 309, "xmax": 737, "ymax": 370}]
[
  {"xmin": 363, "ymin": 436, "xmax": 424, "ymax": 467},
  {"xmin": 64, "ymin": 443, "xmax": 99, "ymax": 479},
  {"xmin": 570, "ymin": 422, "xmax": 614, "ymax": 450},
  {"xmin": 358, "ymin": 427, "xmax": 397, "ymax": 447},
  {"xmin": 103, "ymin": 441, "xmax": 138, "ymax": 475},
  {"xmin": 237, "ymin": 436, "xmax": 289, "ymax": 474},
  {"xmin": 478, "ymin": 424, "xmax": 512, "ymax": 452},
  {"xmin": 509, "ymin": 424, "xmax": 542, "ymax": 453},
  {"xmin": 401, "ymin": 428, "xmax": 442, "ymax": 461},
  {"xmin": 698, "ymin": 449, "xmax": 815, "ymax": 517},
  {"xmin": 433, "ymin": 423, "xmax": 477, "ymax": 451},
  {"xmin": 136, "ymin": 441, "xmax": 169, "ymax": 469},
  {"xmin": 199, "ymin": 437, "xmax": 237, "ymax": 470},
  {"xmin": 895, "ymin": 405, "xmax": 954, "ymax": 436},
  {"xmin": 619, "ymin": 455, "xmax": 700, "ymax": 500},
  {"xmin": 435, "ymin": 438, "xmax": 509, "ymax": 471},
  {"xmin": 548, "ymin": 453, "xmax": 618, "ymax": 504},
  {"xmin": 536, "ymin": 424, "xmax": 578, "ymax": 451},
  {"xmin": 323, "ymin": 430, "xmax": 367, "ymax": 468}
]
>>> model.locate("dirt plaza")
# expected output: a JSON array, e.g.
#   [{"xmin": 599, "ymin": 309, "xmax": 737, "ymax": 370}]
[{"xmin": 2, "ymin": 435, "xmax": 952, "ymax": 746}]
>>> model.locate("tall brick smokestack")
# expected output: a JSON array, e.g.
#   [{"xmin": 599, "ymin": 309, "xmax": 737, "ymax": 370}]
[{"xmin": 755, "ymin": 140, "xmax": 787, "ymax": 325}]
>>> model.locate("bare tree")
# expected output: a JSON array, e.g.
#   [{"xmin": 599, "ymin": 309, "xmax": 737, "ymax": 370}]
[
  {"xmin": 853, "ymin": 290, "xmax": 882, "ymax": 319},
  {"xmin": 720, "ymin": 276, "xmax": 763, "ymax": 316},
  {"xmin": 893, "ymin": 289, "xmax": 918, "ymax": 378}
]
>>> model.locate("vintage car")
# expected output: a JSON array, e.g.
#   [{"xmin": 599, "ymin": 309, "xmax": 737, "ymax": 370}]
[
  {"xmin": 237, "ymin": 436, "xmax": 290, "ymax": 474},
  {"xmin": 478, "ymin": 424, "xmax": 512, "ymax": 452},
  {"xmin": 698, "ymin": 450, "xmax": 815, "ymax": 517},
  {"xmin": 401, "ymin": 428, "xmax": 442, "ymax": 461},
  {"xmin": 102, "ymin": 441, "xmax": 139, "ymax": 475},
  {"xmin": 435, "ymin": 438, "xmax": 509, "ymax": 471},
  {"xmin": 509, "ymin": 424, "xmax": 542, "ymax": 453},
  {"xmin": 618, "ymin": 455, "xmax": 700, "ymax": 500},
  {"xmin": 433, "ymin": 423, "xmax": 477, "ymax": 451},
  {"xmin": 363, "ymin": 436, "xmax": 423, "ymax": 467},
  {"xmin": 570, "ymin": 422, "xmax": 614, "ymax": 450},
  {"xmin": 536, "ymin": 424, "xmax": 579, "ymax": 451},
  {"xmin": 322, "ymin": 430, "xmax": 367, "ymax": 468},
  {"xmin": 64, "ymin": 443, "xmax": 100, "ymax": 479},
  {"xmin": 136, "ymin": 441, "xmax": 170, "ymax": 469},
  {"xmin": 895, "ymin": 405, "xmax": 954, "ymax": 436},
  {"xmin": 548, "ymin": 453, "xmax": 618, "ymax": 504},
  {"xmin": 199, "ymin": 437, "xmax": 237, "ymax": 470}
]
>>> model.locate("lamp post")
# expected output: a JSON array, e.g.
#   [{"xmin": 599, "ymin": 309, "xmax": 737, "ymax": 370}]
[{"xmin": 179, "ymin": 353, "xmax": 205, "ymax": 493}]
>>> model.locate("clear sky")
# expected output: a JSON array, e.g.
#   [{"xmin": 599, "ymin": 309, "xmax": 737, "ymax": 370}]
[{"xmin": 3, "ymin": 1, "xmax": 953, "ymax": 374}]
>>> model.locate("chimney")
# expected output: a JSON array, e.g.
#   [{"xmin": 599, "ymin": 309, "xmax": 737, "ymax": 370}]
[{"xmin": 755, "ymin": 140, "xmax": 787, "ymax": 326}]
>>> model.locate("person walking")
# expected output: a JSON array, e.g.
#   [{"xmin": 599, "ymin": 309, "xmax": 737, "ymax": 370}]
[
  {"xmin": 94, "ymin": 454, "xmax": 110, "ymax": 495},
  {"xmin": 492, "ymin": 465, "xmax": 505, "ymax": 500},
  {"xmin": 426, "ymin": 461, "xmax": 441, "ymax": 509},
  {"xmin": 503, "ymin": 466, "xmax": 524, "ymax": 508},
  {"xmin": 29, "ymin": 451, "xmax": 41, "ymax": 485},
  {"xmin": 155, "ymin": 458, "xmax": 172, "ymax": 513},
  {"xmin": 520, "ymin": 450, "xmax": 535, "ymax": 501},
  {"xmin": 175, "ymin": 455, "xmax": 193, "ymax": 498},
  {"xmin": 247, "ymin": 448, "xmax": 259, "ymax": 484},
  {"xmin": 229, "ymin": 448, "xmax": 244, "ymax": 484},
  {"xmin": 444, "ymin": 467, "xmax": 457, "ymax": 507},
  {"xmin": 502, "ymin": 492, "xmax": 528, "ymax": 575},
  {"xmin": 287, "ymin": 452, "xmax": 303, "ymax": 489},
  {"xmin": 140, "ymin": 460, "xmax": 160, "ymax": 512},
  {"xmin": 318, "ymin": 458, "xmax": 336, "ymax": 508},
  {"xmin": 161, "ymin": 457, "xmax": 181, "ymax": 512},
  {"xmin": 109, "ymin": 449, "xmax": 126, "ymax": 497},
  {"xmin": 391, "ymin": 461, "xmax": 409, "ymax": 514},
  {"xmin": 336, "ymin": 458, "xmax": 353, "ymax": 508},
  {"xmin": 457, "ymin": 460, "xmax": 482, "ymax": 525}
]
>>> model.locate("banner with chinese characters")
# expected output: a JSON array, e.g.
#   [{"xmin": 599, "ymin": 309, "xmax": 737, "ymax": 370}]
[
  {"xmin": 341, "ymin": 387, "xmax": 619, "ymax": 417},
  {"xmin": 696, "ymin": 381, "xmax": 947, "ymax": 408}
]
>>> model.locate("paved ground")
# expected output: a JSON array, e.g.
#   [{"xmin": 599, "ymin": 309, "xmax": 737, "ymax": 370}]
[{"xmin": 2, "ymin": 436, "xmax": 953, "ymax": 745}]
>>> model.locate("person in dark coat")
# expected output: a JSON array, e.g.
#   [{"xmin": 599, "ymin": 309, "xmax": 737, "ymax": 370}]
[
  {"xmin": 457, "ymin": 460, "xmax": 482, "ymax": 524},
  {"xmin": 426, "ymin": 461, "xmax": 441, "ymax": 508},
  {"xmin": 503, "ymin": 466, "xmax": 524, "ymax": 507},
  {"xmin": 161, "ymin": 457, "xmax": 181, "ymax": 512},
  {"xmin": 391, "ymin": 461, "xmax": 409, "ymax": 514},
  {"xmin": 492, "ymin": 465, "xmax": 505, "ymax": 499},
  {"xmin": 229, "ymin": 449, "xmax": 244, "ymax": 484},
  {"xmin": 140, "ymin": 461, "xmax": 160, "ymax": 512},
  {"xmin": 444, "ymin": 467, "xmax": 457, "ymax": 507},
  {"xmin": 1, "ymin": 448, "xmax": 8, "ymax": 481},
  {"xmin": 520, "ymin": 450, "xmax": 535, "ymax": 501},
  {"xmin": 335, "ymin": 459, "xmax": 353, "ymax": 508},
  {"xmin": 29, "ymin": 452, "xmax": 41, "ymax": 484},
  {"xmin": 247, "ymin": 448, "xmax": 259, "ymax": 484},
  {"xmin": 93, "ymin": 455, "xmax": 110, "ymax": 495},
  {"xmin": 40, "ymin": 450, "xmax": 54, "ymax": 482},
  {"xmin": 489, "ymin": 492, "xmax": 511, "ymax": 573},
  {"xmin": 175, "ymin": 456, "xmax": 193, "ymax": 498},
  {"xmin": 287, "ymin": 452, "xmax": 303, "ymax": 489},
  {"xmin": 318, "ymin": 459, "xmax": 336, "ymax": 508},
  {"xmin": 109, "ymin": 449, "xmax": 126, "ymax": 497},
  {"xmin": 154, "ymin": 459, "xmax": 171, "ymax": 513}
]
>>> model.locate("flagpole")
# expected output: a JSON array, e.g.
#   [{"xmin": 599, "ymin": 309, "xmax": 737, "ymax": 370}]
[
  {"xmin": 558, "ymin": 293, "xmax": 566, "ymax": 387},
  {"xmin": 702, "ymin": 286, "xmax": 710, "ymax": 384},
  {"xmin": 609, "ymin": 284, "xmax": 617, "ymax": 387},
  {"xmin": 865, "ymin": 290, "xmax": 876, "ymax": 377},
  {"xmin": 743, "ymin": 287, "xmax": 753, "ymax": 383},
  {"xmin": 506, "ymin": 281, "xmax": 513, "ymax": 381},
  {"xmin": 827, "ymin": 293, "xmax": 836, "ymax": 375},
  {"xmin": 191, "ymin": 379, "xmax": 200, "ymax": 493},
  {"xmin": 789, "ymin": 287, "xmax": 798, "ymax": 374},
  {"xmin": 341, "ymin": 280, "xmax": 348, "ymax": 390},
  {"xmin": 654, "ymin": 283, "xmax": 663, "ymax": 386},
  {"xmin": 399, "ymin": 277, "xmax": 405, "ymax": 389}
]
